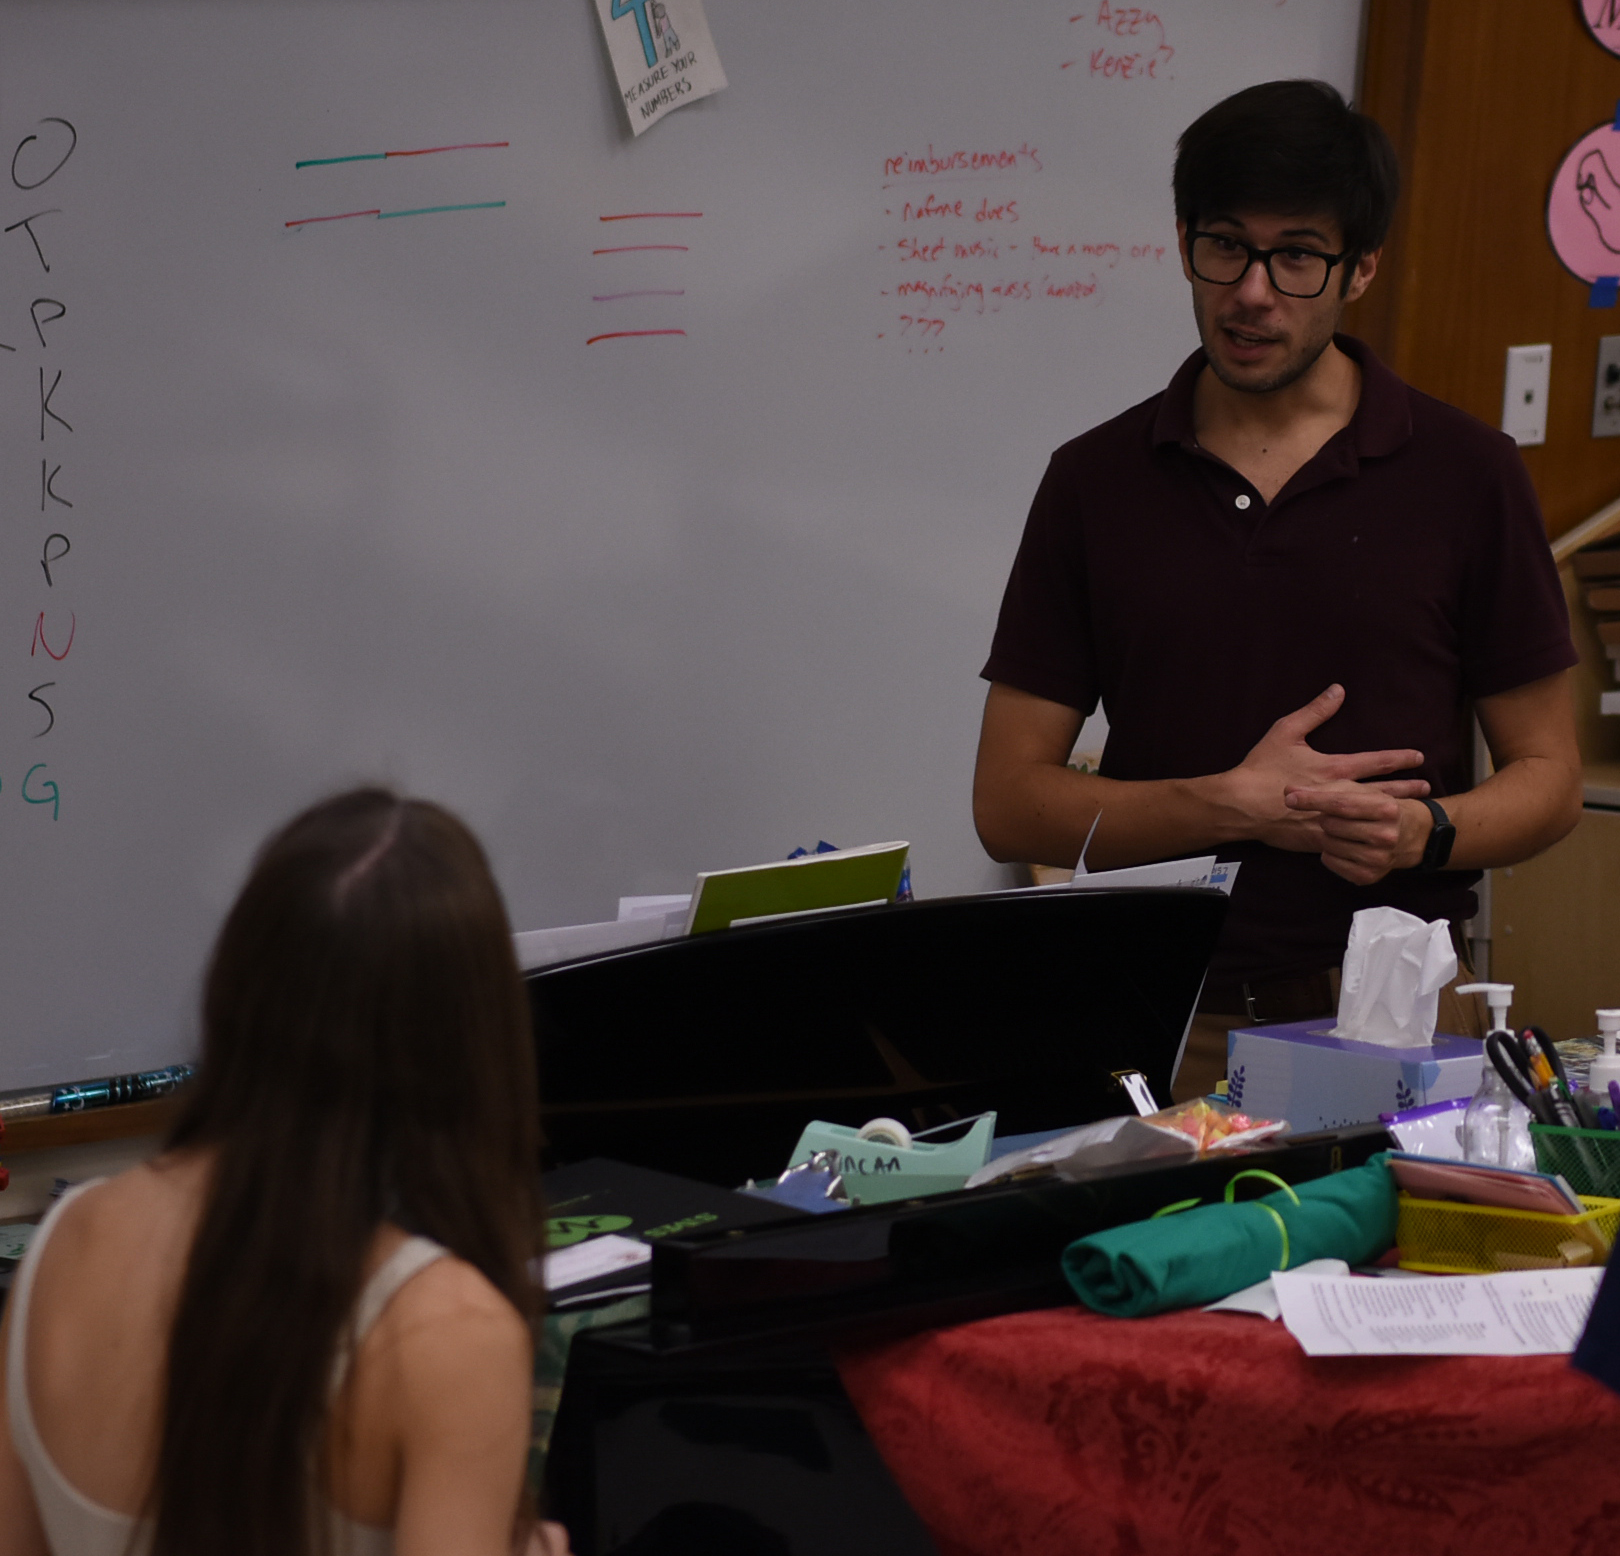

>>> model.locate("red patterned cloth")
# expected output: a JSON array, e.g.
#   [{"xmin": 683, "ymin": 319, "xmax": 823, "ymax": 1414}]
[{"xmin": 836, "ymin": 1306, "xmax": 1620, "ymax": 1555}]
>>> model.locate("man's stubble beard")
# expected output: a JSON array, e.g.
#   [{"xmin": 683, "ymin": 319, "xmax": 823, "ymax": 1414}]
[{"xmin": 1191, "ymin": 287, "xmax": 1343, "ymax": 396}]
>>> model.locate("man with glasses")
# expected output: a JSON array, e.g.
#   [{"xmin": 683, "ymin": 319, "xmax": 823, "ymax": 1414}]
[{"xmin": 973, "ymin": 80, "xmax": 1581, "ymax": 1099}]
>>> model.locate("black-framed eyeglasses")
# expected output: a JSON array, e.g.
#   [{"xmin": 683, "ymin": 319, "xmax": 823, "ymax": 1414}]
[{"xmin": 1186, "ymin": 230, "xmax": 1351, "ymax": 299}]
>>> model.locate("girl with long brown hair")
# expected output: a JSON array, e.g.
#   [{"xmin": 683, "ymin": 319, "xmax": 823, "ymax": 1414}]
[{"xmin": 0, "ymin": 788, "xmax": 569, "ymax": 1556}]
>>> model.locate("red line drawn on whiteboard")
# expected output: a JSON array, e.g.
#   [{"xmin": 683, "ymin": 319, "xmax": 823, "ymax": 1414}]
[
  {"xmin": 286, "ymin": 202, "xmax": 504, "ymax": 227},
  {"xmin": 296, "ymin": 142, "xmax": 509, "ymax": 169},
  {"xmin": 284, "ymin": 209, "xmax": 382, "ymax": 227},
  {"xmin": 593, "ymin": 244, "xmax": 690, "ymax": 255},
  {"xmin": 385, "ymin": 142, "xmax": 508, "ymax": 158},
  {"xmin": 599, "ymin": 212, "xmax": 703, "ymax": 221},
  {"xmin": 587, "ymin": 329, "xmax": 687, "ymax": 345}
]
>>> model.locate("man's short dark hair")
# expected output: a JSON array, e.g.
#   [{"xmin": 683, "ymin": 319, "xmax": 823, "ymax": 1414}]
[{"xmin": 1173, "ymin": 80, "xmax": 1400, "ymax": 274}]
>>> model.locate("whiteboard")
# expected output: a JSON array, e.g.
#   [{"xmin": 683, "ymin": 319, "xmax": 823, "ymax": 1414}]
[{"xmin": 0, "ymin": 0, "xmax": 1363, "ymax": 1088}]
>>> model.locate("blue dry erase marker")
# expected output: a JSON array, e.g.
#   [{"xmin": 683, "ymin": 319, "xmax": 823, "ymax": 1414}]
[{"xmin": 51, "ymin": 1063, "xmax": 194, "ymax": 1114}]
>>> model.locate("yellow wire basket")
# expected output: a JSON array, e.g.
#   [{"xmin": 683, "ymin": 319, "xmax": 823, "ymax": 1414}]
[{"xmin": 1396, "ymin": 1191, "xmax": 1620, "ymax": 1274}]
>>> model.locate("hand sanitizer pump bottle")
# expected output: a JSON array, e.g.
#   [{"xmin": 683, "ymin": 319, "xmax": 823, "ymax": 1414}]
[
  {"xmin": 1588, "ymin": 1009, "xmax": 1620, "ymax": 1100},
  {"xmin": 1458, "ymin": 982, "xmax": 1535, "ymax": 1169}
]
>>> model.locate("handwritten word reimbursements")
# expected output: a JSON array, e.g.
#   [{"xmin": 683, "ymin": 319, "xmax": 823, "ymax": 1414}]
[
  {"xmin": 5, "ymin": 116, "xmax": 74, "ymax": 824},
  {"xmin": 876, "ymin": 142, "xmax": 1168, "ymax": 354}
]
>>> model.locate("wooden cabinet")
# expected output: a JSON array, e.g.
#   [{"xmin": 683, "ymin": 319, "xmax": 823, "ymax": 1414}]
[{"xmin": 1491, "ymin": 807, "xmax": 1620, "ymax": 1041}]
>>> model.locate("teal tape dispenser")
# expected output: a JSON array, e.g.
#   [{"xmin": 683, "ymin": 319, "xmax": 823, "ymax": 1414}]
[{"xmin": 784, "ymin": 1112, "xmax": 997, "ymax": 1205}]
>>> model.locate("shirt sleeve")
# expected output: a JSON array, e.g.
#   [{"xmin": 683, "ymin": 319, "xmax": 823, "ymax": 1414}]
[
  {"xmin": 979, "ymin": 450, "xmax": 1101, "ymax": 715},
  {"xmin": 1457, "ymin": 435, "xmax": 1578, "ymax": 700}
]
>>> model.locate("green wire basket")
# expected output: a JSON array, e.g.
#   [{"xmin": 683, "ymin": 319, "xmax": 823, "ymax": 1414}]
[{"xmin": 1531, "ymin": 1123, "xmax": 1620, "ymax": 1199}]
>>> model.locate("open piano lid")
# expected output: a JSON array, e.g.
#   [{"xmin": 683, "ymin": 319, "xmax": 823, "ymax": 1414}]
[{"xmin": 528, "ymin": 886, "xmax": 1227, "ymax": 1187}]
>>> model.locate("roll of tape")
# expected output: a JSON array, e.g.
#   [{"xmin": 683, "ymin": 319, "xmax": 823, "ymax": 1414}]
[{"xmin": 857, "ymin": 1117, "xmax": 912, "ymax": 1149}]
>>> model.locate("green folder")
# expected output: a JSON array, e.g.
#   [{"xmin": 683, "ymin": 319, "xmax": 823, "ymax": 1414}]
[
  {"xmin": 684, "ymin": 841, "xmax": 909, "ymax": 936},
  {"xmin": 1061, "ymin": 1156, "xmax": 1397, "ymax": 1318}
]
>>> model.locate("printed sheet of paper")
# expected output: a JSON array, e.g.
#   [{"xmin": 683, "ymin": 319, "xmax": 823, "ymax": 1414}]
[
  {"xmin": 1069, "ymin": 855, "xmax": 1219, "ymax": 892},
  {"xmin": 1066, "ymin": 855, "xmax": 1239, "ymax": 895},
  {"xmin": 512, "ymin": 916, "xmax": 669, "ymax": 971},
  {"xmin": 1273, "ymin": 1268, "xmax": 1603, "ymax": 1357},
  {"xmin": 541, "ymin": 1232, "xmax": 652, "ymax": 1293},
  {"xmin": 593, "ymin": 0, "xmax": 726, "ymax": 137},
  {"xmin": 1204, "ymin": 1259, "xmax": 1349, "ymax": 1322}
]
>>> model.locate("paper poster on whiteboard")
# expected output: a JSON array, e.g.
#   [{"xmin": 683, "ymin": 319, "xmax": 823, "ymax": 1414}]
[
  {"xmin": 594, "ymin": 0, "xmax": 727, "ymax": 136},
  {"xmin": 1547, "ymin": 117, "xmax": 1620, "ymax": 301},
  {"xmin": 1578, "ymin": 0, "xmax": 1620, "ymax": 58}
]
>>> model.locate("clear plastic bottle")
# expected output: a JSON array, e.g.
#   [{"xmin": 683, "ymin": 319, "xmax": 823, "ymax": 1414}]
[
  {"xmin": 1462, "ymin": 1064, "xmax": 1536, "ymax": 1169},
  {"xmin": 1458, "ymin": 981, "xmax": 1535, "ymax": 1170}
]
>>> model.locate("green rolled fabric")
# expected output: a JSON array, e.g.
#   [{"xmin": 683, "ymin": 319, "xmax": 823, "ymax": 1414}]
[{"xmin": 1062, "ymin": 1156, "xmax": 1397, "ymax": 1318}]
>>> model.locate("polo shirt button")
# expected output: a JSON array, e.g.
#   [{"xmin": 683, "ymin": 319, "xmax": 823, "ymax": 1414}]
[{"xmin": 1235, "ymin": 494, "xmax": 1251, "ymax": 510}]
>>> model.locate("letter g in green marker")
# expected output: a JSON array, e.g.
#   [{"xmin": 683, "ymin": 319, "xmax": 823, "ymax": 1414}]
[{"xmin": 22, "ymin": 763, "xmax": 58, "ymax": 820}]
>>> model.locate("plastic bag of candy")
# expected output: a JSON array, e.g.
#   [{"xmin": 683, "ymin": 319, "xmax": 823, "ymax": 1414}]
[
  {"xmin": 1141, "ymin": 1096, "xmax": 1289, "ymax": 1154},
  {"xmin": 967, "ymin": 1098, "xmax": 1289, "ymax": 1188}
]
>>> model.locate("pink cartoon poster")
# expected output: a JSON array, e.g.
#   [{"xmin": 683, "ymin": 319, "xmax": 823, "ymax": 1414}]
[
  {"xmin": 1547, "ymin": 116, "xmax": 1620, "ymax": 301},
  {"xmin": 1578, "ymin": 0, "xmax": 1620, "ymax": 57}
]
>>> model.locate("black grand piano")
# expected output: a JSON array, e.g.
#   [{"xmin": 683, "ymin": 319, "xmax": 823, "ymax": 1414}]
[
  {"xmin": 525, "ymin": 888, "xmax": 1382, "ymax": 1554},
  {"xmin": 531, "ymin": 886, "xmax": 1228, "ymax": 1185}
]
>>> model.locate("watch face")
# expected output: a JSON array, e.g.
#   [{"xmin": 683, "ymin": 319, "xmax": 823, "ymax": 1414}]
[{"xmin": 1423, "ymin": 804, "xmax": 1456, "ymax": 871}]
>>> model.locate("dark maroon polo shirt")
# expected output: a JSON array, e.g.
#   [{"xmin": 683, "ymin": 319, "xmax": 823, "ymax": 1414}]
[{"xmin": 982, "ymin": 335, "xmax": 1577, "ymax": 985}]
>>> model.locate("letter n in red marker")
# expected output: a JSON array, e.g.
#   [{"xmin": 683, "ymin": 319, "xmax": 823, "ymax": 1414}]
[{"xmin": 31, "ymin": 609, "xmax": 74, "ymax": 660}]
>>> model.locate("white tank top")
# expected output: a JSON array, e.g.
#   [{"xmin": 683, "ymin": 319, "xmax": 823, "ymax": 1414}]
[{"xmin": 7, "ymin": 1180, "xmax": 447, "ymax": 1556}]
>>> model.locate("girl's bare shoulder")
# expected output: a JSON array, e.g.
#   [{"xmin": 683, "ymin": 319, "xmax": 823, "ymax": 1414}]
[{"xmin": 33, "ymin": 1151, "xmax": 208, "ymax": 1293}]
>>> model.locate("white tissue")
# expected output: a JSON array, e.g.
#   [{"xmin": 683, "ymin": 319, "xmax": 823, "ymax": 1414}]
[{"xmin": 1330, "ymin": 906, "xmax": 1457, "ymax": 1048}]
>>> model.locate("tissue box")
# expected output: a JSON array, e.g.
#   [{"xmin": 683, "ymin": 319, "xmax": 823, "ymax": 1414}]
[{"xmin": 1224, "ymin": 1020, "xmax": 1484, "ymax": 1132}]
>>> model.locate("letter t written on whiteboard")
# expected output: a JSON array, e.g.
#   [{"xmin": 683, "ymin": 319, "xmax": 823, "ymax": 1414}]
[{"xmin": 594, "ymin": 0, "xmax": 727, "ymax": 137}]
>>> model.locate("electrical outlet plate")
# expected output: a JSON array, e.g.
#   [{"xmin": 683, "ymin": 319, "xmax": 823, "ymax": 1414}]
[
  {"xmin": 1594, "ymin": 335, "xmax": 1620, "ymax": 439},
  {"xmin": 1502, "ymin": 343, "xmax": 1550, "ymax": 446}
]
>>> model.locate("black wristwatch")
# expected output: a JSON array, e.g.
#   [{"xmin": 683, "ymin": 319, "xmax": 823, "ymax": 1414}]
[{"xmin": 1416, "ymin": 797, "xmax": 1456, "ymax": 872}]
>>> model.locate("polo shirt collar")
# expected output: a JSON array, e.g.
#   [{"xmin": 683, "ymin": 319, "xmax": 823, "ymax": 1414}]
[{"xmin": 1150, "ymin": 333, "xmax": 1413, "ymax": 462}]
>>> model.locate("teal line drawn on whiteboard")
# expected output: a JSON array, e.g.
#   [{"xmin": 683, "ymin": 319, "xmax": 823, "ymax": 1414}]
[
  {"xmin": 22, "ymin": 764, "xmax": 58, "ymax": 820},
  {"xmin": 295, "ymin": 142, "xmax": 510, "ymax": 170},
  {"xmin": 377, "ymin": 201, "xmax": 506, "ymax": 220},
  {"xmin": 298, "ymin": 153, "xmax": 387, "ymax": 168}
]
